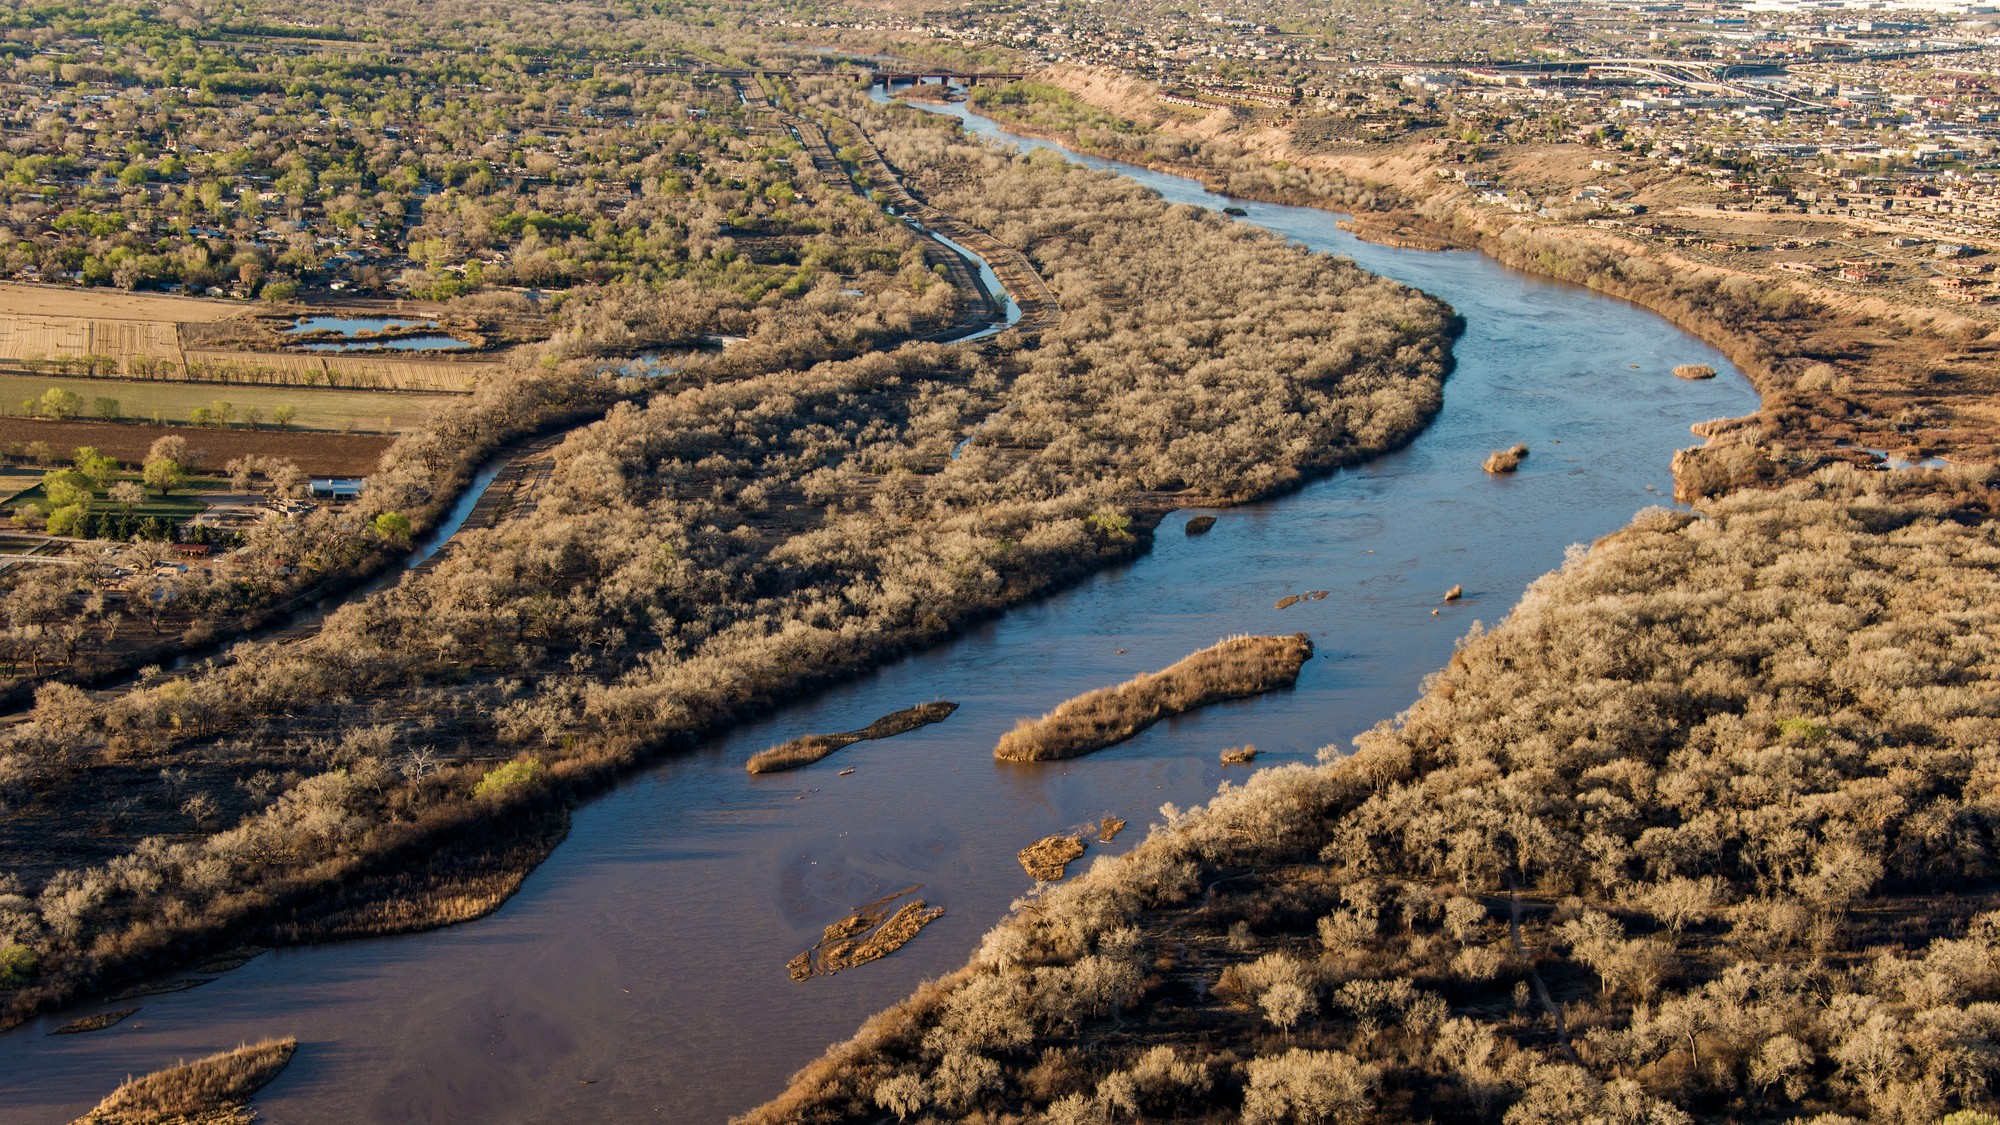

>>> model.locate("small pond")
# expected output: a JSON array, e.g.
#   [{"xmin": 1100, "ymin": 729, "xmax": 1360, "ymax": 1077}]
[
  {"xmin": 284, "ymin": 316, "xmax": 436, "ymax": 337},
  {"xmin": 296, "ymin": 335, "xmax": 476, "ymax": 353}
]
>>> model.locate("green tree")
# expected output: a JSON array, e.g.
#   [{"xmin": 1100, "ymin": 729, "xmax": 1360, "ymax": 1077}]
[
  {"xmin": 273, "ymin": 404, "xmax": 298, "ymax": 429},
  {"xmin": 473, "ymin": 757, "xmax": 543, "ymax": 799},
  {"xmin": 90, "ymin": 396, "xmax": 119, "ymax": 421},
  {"xmin": 0, "ymin": 944, "xmax": 34, "ymax": 988},
  {"xmin": 72, "ymin": 446, "xmax": 116, "ymax": 489},
  {"xmin": 42, "ymin": 468, "xmax": 94, "ymax": 511},
  {"xmin": 45, "ymin": 504, "xmax": 86, "ymax": 536},
  {"xmin": 34, "ymin": 387, "xmax": 84, "ymax": 420},
  {"xmin": 372, "ymin": 511, "xmax": 413, "ymax": 543},
  {"xmin": 142, "ymin": 457, "xmax": 184, "ymax": 497}
]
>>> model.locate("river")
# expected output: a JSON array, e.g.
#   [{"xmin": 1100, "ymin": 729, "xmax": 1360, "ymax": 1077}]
[{"xmin": 0, "ymin": 99, "xmax": 1758, "ymax": 1124}]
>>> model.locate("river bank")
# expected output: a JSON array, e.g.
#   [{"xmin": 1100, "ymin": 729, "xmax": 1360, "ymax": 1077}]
[{"xmin": 937, "ymin": 68, "xmax": 2000, "ymax": 500}]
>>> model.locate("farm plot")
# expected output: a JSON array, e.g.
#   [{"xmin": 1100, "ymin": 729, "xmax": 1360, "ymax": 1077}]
[
  {"xmin": 0, "ymin": 283, "xmax": 502, "ymax": 393},
  {"xmin": 0, "ymin": 375, "xmax": 459, "ymax": 433},
  {"xmin": 0, "ymin": 420, "xmax": 394, "ymax": 477},
  {"xmin": 181, "ymin": 348, "xmax": 495, "ymax": 393}
]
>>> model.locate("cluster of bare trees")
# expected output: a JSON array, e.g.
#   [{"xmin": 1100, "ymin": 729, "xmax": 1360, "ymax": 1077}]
[
  {"xmin": 0, "ymin": 96, "xmax": 1455, "ymax": 1027},
  {"xmin": 749, "ymin": 465, "xmax": 2000, "ymax": 1125}
]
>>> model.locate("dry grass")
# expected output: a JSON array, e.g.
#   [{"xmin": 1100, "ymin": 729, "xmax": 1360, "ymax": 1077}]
[
  {"xmin": 1096, "ymin": 815, "xmax": 1126, "ymax": 843},
  {"xmin": 0, "ymin": 284, "xmax": 247, "ymax": 322},
  {"xmin": 745, "ymin": 701, "xmax": 957, "ymax": 774},
  {"xmin": 1673, "ymin": 363, "xmax": 1719, "ymax": 380},
  {"xmin": 1220, "ymin": 744, "xmax": 1258, "ymax": 764},
  {"xmin": 788, "ymin": 886, "xmax": 945, "ymax": 981},
  {"xmin": 51, "ymin": 1008, "xmax": 139, "ymax": 1035},
  {"xmin": 75, "ymin": 1037, "xmax": 296, "ymax": 1125},
  {"xmin": 1018, "ymin": 834, "xmax": 1087, "ymax": 881},
  {"xmin": 994, "ymin": 634, "xmax": 1314, "ymax": 762},
  {"xmin": 180, "ymin": 349, "xmax": 493, "ymax": 394},
  {"xmin": 0, "ymin": 317, "xmax": 182, "ymax": 367},
  {"xmin": 189, "ymin": 950, "xmax": 263, "ymax": 975},
  {"xmin": 108, "ymin": 978, "xmax": 213, "ymax": 1002},
  {"xmin": 1483, "ymin": 443, "xmax": 1530, "ymax": 474},
  {"xmin": 270, "ymin": 804, "xmax": 569, "ymax": 945}
]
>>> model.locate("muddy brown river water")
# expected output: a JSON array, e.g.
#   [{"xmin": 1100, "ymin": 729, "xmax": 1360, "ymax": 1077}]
[{"xmin": 0, "ymin": 99, "xmax": 1758, "ymax": 1124}]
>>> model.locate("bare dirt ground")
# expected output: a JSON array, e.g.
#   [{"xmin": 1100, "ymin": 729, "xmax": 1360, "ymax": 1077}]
[
  {"xmin": 0, "ymin": 283, "xmax": 250, "ymax": 322},
  {"xmin": 0, "ymin": 420, "xmax": 392, "ymax": 476}
]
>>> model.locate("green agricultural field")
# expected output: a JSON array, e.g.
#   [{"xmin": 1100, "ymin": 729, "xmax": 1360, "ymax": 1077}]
[{"xmin": 0, "ymin": 375, "xmax": 460, "ymax": 434}]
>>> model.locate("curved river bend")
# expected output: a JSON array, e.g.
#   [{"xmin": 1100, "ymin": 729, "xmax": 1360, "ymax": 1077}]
[{"xmin": 0, "ymin": 103, "xmax": 1757, "ymax": 1124}]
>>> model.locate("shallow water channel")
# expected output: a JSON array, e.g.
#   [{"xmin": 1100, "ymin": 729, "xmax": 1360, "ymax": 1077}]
[{"xmin": 0, "ymin": 105, "xmax": 1758, "ymax": 1123}]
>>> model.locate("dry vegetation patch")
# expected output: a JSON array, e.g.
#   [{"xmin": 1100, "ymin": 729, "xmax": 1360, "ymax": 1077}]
[
  {"xmin": 50, "ymin": 1008, "xmax": 138, "ymax": 1035},
  {"xmin": 789, "ymin": 886, "xmax": 946, "ymax": 982},
  {"xmin": 745, "ymin": 701, "xmax": 958, "ymax": 774},
  {"xmin": 107, "ymin": 979, "xmax": 214, "ymax": 1002},
  {"xmin": 747, "ymin": 468, "xmax": 2000, "ymax": 1125},
  {"xmin": 0, "ymin": 81, "xmax": 1452, "ymax": 1033},
  {"xmin": 0, "ymin": 285, "xmax": 248, "ymax": 324},
  {"xmin": 73, "ymin": 1036, "xmax": 295, "ymax": 1125},
  {"xmin": 1017, "ymin": 834, "xmax": 1087, "ymax": 882},
  {"xmin": 1483, "ymin": 443, "xmax": 1529, "ymax": 474},
  {"xmin": 995, "ymin": 634, "xmax": 1314, "ymax": 762}
]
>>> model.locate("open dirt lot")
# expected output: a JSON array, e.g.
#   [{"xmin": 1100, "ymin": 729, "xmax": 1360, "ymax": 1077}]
[
  {"xmin": 0, "ymin": 419, "xmax": 394, "ymax": 476},
  {"xmin": 0, "ymin": 282, "xmax": 251, "ymax": 322}
]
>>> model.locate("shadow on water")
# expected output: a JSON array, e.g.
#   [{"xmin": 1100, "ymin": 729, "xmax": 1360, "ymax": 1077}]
[{"xmin": 0, "ymin": 101, "xmax": 1759, "ymax": 1125}]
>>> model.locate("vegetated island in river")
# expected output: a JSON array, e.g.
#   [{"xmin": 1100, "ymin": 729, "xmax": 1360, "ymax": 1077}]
[
  {"xmin": 746, "ymin": 702, "xmax": 958, "ymax": 774},
  {"xmin": 787, "ymin": 886, "xmax": 945, "ymax": 982},
  {"xmin": 994, "ymin": 634, "xmax": 1313, "ymax": 762},
  {"xmin": 1484, "ymin": 443, "xmax": 1530, "ymax": 474},
  {"xmin": 72, "ymin": 1036, "xmax": 296, "ymax": 1125},
  {"xmin": 1019, "ymin": 816, "xmax": 1128, "ymax": 881}
]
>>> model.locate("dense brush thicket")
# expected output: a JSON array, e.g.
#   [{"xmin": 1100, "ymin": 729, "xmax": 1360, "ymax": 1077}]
[
  {"xmin": 0, "ymin": 97, "xmax": 1451, "ymax": 1024},
  {"xmin": 747, "ymin": 466, "xmax": 2000, "ymax": 1125}
]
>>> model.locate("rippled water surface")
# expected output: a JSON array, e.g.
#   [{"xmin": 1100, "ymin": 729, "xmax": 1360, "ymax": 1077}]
[{"xmin": 0, "ymin": 104, "xmax": 1758, "ymax": 1124}]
